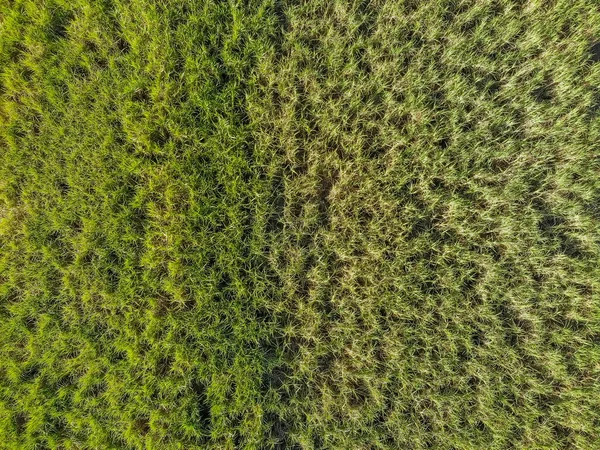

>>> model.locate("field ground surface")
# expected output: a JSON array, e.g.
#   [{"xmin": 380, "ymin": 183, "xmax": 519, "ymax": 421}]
[{"xmin": 1, "ymin": 0, "xmax": 600, "ymax": 449}]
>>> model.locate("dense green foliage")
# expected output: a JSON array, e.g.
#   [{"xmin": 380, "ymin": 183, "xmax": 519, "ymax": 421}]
[{"xmin": 1, "ymin": 0, "xmax": 600, "ymax": 448}]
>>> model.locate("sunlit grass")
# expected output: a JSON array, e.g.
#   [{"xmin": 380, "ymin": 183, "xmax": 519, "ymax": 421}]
[{"xmin": 1, "ymin": 0, "xmax": 600, "ymax": 448}]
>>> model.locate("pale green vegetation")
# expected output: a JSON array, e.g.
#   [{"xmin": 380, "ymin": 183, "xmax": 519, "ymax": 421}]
[{"xmin": 1, "ymin": 1, "xmax": 600, "ymax": 449}]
